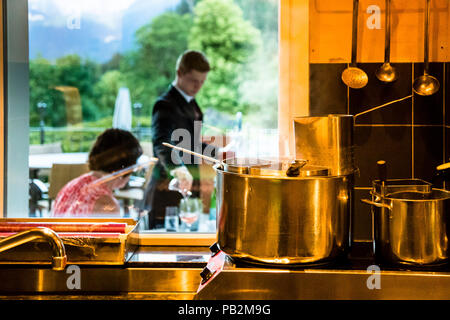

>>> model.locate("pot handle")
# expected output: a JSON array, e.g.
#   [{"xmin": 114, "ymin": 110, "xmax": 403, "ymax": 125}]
[
  {"xmin": 360, "ymin": 196, "xmax": 392, "ymax": 259},
  {"xmin": 360, "ymin": 199, "xmax": 391, "ymax": 210}
]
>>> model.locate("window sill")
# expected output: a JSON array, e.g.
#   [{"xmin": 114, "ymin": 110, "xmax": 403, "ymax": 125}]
[{"xmin": 137, "ymin": 231, "xmax": 217, "ymax": 246}]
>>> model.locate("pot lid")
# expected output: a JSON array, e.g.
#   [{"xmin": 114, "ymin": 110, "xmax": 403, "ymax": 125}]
[
  {"xmin": 221, "ymin": 157, "xmax": 330, "ymax": 177},
  {"xmin": 222, "ymin": 158, "xmax": 272, "ymax": 174},
  {"xmin": 249, "ymin": 163, "xmax": 329, "ymax": 178}
]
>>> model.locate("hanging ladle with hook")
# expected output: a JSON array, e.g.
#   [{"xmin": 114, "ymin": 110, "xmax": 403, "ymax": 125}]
[
  {"xmin": 375, "ymin": 0, "xmax": 397, "ymax": 83},
  {"xmin": 341, "ymin": 0, "xmax": 368, "ymax": 89},
  {"xmin": 413, "ymin": 0, "xmax": 440, "ymax": 96}
]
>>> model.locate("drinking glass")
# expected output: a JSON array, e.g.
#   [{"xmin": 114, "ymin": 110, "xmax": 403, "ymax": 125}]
[
  {"xmin": 165, "ymin": 206, "xmax": 179, "ymax": 232},
  {"xmin": 179, "ymin": 198, "xmax": 202, "ymax": 231}
]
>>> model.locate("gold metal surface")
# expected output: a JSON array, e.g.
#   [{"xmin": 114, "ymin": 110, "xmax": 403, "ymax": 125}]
[
  {"xmin": 363, "ymin": 188, "xmax": 450, "ymax": 266},
  {"xmin": 0, "ymin": 266, "xmax": 202, "ymax": 296},
  {"xmin": 3, "ymin": 264, "xmax": 450, "ymax": 300},
  {"xmin": 341, "ymin": 67, "xmax": 368, "ymax": 89},
  {"xmin": 341, "ymin": 0, "xmax": 368, "ymax": 89},
  {"xmin": 195, "ymin": 267, "xmax": 450, "ymax": 300},
  {"xmin": 0, "ymin": 293, "xmax": 196, "ymax": 300},
  {"xmin": 376, "ymin": 63, "xmax": 397, "ymax": 83},
  {"xmin": 413, "ymin": 74, "xmax": 440, "ymax": 96},
  {"xmin": 214, "ymin": 114, "xmax": 356, "ymax": 265},
  {"xmin": 413, "ymin": 0, "xmax": 440, "ymax": 96},
  {"xmin": 248, "ymin": 162, "xmax": 327, "ymax": 178},
  {"xmin": 0, "ymin": 218, "xmax": 139, "ymax": 266},
  {"xmin": 372, "ymin": 178, "xmax": 432, "ymax": 195},
  {"xmin": 216, "ymin": 169, "xmax": 353, "ymax": 265},
  {"xmin": 376, "ymin": 0, "xmax": 397, "ymax": 83},
  {"xmin": 0, "ymin": 227, "xmax": 67, "ymax": 270}
]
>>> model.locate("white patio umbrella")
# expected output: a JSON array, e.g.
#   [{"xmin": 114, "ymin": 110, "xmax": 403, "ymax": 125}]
[{"xmin": 112, "ymin": 87, "xmax": 132, "ymax": 131}]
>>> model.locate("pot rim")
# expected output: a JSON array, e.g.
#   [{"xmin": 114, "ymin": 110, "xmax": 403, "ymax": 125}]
[
  {"xmin": 214, "ymin": 166, "xmax": 355, "ymax": 180},
  {"xmin": 379, "ymin": 188, "xmax": 450, "ymax": 202}
]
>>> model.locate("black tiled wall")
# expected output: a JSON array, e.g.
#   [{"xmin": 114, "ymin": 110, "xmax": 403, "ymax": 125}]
[{"xmin": 310, "ymin": 62, "xmax": 448, "ymax": 241}]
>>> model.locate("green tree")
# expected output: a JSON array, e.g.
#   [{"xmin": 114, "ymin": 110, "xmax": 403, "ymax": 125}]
[
  {"xmin": 234, "ymin": 0, "xmax": 278, "ymax": 45},
  {"xmin": 121, "ymin": 12, "xmax": 193, "ymax": 116},
  {"xmin": 29, "ymin": 54, "xmax": 104, "ymax": 128},
  {"xmin": 234, "ymin": 0, "xmax": 279, "ymax": 128},
  {"xmin": 188, "ymin": 0, "xmax": 261, "ymax": 115},
  {"xmin": 93, "ymin": 70, "xmax": 125, "ymax": 118},
  {"xmin": 29, "ymin": 56, "xmax": 65, "ymax": 127},
  {"xmin": 54, "ymin": 54, "xmax": 101, "ymax": 123},
  {"xmin": 175, "ymin": 0, "xmax": 200, "ymax": 14},
  {"xmin": 101, "ymin": 53, "xmax": 123, "ymax": 73}
]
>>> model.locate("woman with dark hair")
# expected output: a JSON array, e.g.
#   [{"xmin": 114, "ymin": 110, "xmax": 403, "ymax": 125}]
[{"xmin": 52, "ymin": 128, "xmax": 143, "ymax": 217}]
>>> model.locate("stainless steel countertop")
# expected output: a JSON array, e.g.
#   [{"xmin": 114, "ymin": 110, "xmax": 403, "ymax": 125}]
[
  {"xmin": 1, "ymin": 244, "xmax": 450, "ymax": 300},
  {"xmin": 0, "ymin": 246, "xmax": 209, "ymax": 300},
  {"xmin": 195, "ymin": 242, "xmax": 450, "ymax": 300}
]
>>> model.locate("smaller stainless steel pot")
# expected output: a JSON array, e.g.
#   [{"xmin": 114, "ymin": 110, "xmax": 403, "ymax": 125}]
[{"xmin": 361, "ymin": 188, "xmax": 450, "ymax": 267}]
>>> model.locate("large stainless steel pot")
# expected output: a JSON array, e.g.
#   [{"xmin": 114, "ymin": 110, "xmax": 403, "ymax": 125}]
[
  {"xmin": 362, "ymin": 187, "xmax": 450, "ymax": 267},
  {"xmin": 215, "ymin": 168, "xmax": 353, "ymax": 266}
]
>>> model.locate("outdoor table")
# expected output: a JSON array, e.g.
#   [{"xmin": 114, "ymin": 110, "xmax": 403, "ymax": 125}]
[{"xmin": 29, "ymin": 153, "xmax": 88, "ymax": 178}]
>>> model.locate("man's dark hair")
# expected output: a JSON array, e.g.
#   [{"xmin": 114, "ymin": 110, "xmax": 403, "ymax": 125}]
[
  {"xmin": 88, "ymin": 128, "xmax": 143, "ymax": 173},
  {"xmin": 176, "ymin": 50, "xmax": 211, "ymax": 74}
]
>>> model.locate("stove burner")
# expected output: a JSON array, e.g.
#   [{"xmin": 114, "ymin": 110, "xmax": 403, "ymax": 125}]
[{"xmin": 228, "ymin": 255, "xmax": 348, "ymax": 270}]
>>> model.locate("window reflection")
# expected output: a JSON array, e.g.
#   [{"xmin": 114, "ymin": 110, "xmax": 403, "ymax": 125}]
[{"xmin": 23, "ymin": 0, "xmax": 279, "ymax": 233}]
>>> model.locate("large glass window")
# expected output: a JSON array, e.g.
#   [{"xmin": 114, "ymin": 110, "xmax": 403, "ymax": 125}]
[{"xmin": 6, "ymin": 0, "xmax": 279, "ymax": 233}]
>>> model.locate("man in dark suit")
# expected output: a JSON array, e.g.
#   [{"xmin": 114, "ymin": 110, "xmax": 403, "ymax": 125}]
[{"xmin": 140, "ymin": 50, "xmax": 220, "ymax": 229}]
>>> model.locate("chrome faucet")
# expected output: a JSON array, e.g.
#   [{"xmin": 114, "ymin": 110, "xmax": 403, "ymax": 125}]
[{"xmin": 0, "ymin": 227, "xmax": 67, "ymax": 270}]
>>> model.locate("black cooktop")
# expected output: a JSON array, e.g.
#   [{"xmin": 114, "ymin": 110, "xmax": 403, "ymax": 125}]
[{"xmin": 227, "ymin": 241, "xmax": 450, "ymax": 273}]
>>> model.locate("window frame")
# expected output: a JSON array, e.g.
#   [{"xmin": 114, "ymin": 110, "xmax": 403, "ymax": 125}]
[{"xmin": 2, "ymin": 0, "xmax": 30, "ymax": 218}]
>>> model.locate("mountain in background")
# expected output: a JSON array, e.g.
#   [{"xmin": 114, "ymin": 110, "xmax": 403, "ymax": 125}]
[{"xmin": 29, "ymin": 0, "xmax": 179, "ymax": 63}]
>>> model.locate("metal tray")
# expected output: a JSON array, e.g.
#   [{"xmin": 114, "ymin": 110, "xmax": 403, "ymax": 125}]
[{"xmin": 0, "ymin": 218, "xmax": 140, "ymax": 266}]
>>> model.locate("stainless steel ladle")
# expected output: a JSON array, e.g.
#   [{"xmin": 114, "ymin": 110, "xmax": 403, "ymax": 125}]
[
  {"xmin": 413, "ymin": 0, "xmax": 440, "ymax": 96},
  {"xmin": 162, "ymin": 142, "xmax": 308, "ymax": 177},
  {"xmin": 375, "ymin": 0, "xmax": 397, "ymax": 83},
  {"xmin": 341, "ymin": 0, "xmax": 368, "ymax": 89}
]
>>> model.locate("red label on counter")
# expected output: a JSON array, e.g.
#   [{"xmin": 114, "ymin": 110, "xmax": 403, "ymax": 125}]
[{"xmin": 0, "ymin": 222, "xmax": 127, "ymax": 233}]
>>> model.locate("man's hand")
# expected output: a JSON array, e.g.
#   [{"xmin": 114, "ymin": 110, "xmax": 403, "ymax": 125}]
[{"xmin": 169, "ymin": 166, "xmax": 193, "ymax": 196}]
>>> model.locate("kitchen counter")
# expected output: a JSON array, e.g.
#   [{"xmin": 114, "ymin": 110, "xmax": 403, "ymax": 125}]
[
  {"xmin": 1, "ymin": 243, "xmax": 450, "ymax": 300},
  {"xmin": 194, "ymin": 242, "xmax": 450, "ymax": 300},
  {"xmin": 0, "ymin": 245, "xmax": 210, "ymax": 300}
]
